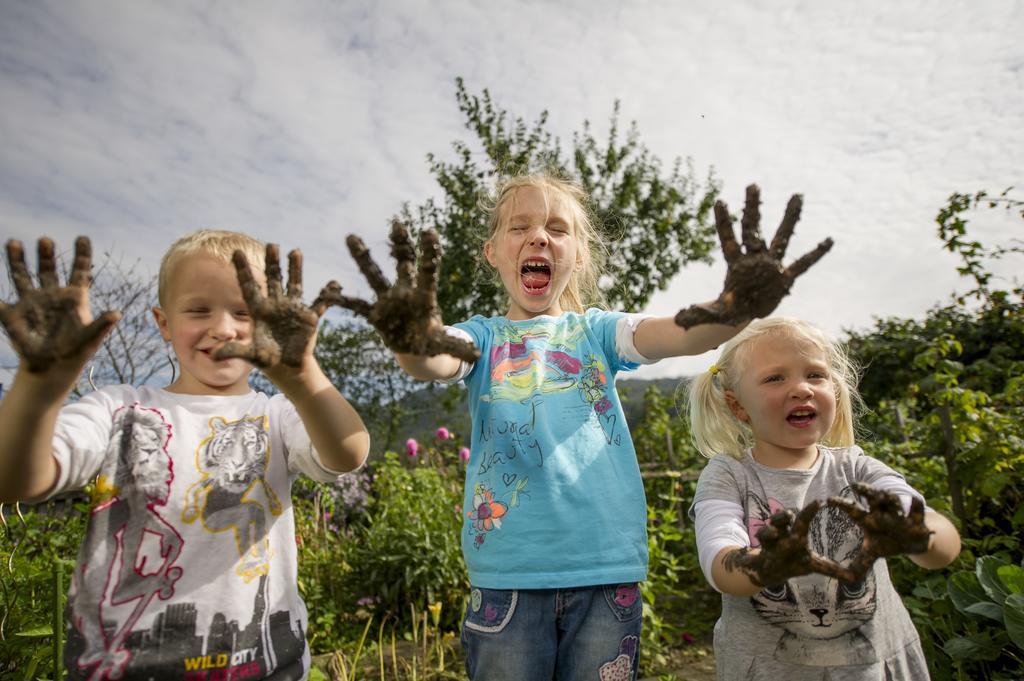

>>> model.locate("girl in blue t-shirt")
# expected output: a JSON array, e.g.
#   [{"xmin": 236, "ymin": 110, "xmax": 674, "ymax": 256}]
[{"xmin": 319, "ymin": 174, "xmax": 833, "ymax": 680}]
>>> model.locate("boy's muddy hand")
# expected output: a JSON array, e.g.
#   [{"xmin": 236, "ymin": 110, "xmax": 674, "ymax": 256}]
[
  {"xmin": 827, "ymin": 483, "xmax": 933, "ymax": 581},
  {"xmin": 0, "ymin": 237, "xmax": 120, "ymax": 373},
  {"xmin": 725, "ymin": 499, "xmax": 852, "ymax": 587},
  {"xmin": 675, "ymin": 184, "xmax": 834, "ymax": 328},
  {"xmin": 315, "ymin": 220, "xmax": 480, "ymax": 362},
  {"xmin": 214, "ymin": 245, "xmax": 320, "ymax": 369}
]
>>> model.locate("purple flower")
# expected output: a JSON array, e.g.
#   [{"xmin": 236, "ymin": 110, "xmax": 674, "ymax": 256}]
[
  {"xmin": 436, "ymin": 426, "xmax": 451, "ymax": 440},
  {"xmin": 334, "ymin": 470, "xmax": 371, "ymax": 513},
  {"xmin": 405, "ymin": 438, "xmax": 419, "ymax": 457},
  {"xmin": 356, "ymin": 596, "xmax": 377, "ymax": 607},
  {"xmin": 459, "ymin": 447, "xmax": 471, "ymax": 462}
]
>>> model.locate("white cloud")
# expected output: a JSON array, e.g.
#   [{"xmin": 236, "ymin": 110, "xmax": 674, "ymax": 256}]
[{"xmin": 1, "ymin": 0, "xmax": 1020, "ymax": 379}]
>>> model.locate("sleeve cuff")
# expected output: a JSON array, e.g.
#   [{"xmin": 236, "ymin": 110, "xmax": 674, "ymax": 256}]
[
  {"xmin": 615, "ymin": 314, "xmax": 657, "ymax": 365},
  {"xmin": 437, "ymin": 326, "xmax": 475, "ymax": 384}
]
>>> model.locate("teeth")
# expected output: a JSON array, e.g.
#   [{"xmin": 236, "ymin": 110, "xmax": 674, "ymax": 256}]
[{"xmin": 791, "ymin": 410, "xmax": 814, "ymax": 417}]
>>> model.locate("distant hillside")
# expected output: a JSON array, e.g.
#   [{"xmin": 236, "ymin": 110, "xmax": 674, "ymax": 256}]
[{"xmin": 369, "ymin": 375, "xmax": 692, "ymax": 456}]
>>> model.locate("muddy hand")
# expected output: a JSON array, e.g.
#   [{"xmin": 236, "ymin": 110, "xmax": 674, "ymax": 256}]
[
  {"xmin": 827, "ymin": 483, "xmax": 932, "ymax": 581},
  {"xmin": 314, "ymin": 220, "xmax": 480, "ymax": 362},
  {"xmin": 675, "ymin": 185, "xmax": 834, "ymax": 328},
  {"xmin": 0, "ymin": 237, "xmax": 120, "ymax": 372},
  {"xmin": 725, "ymin": 499, "xmax": 851, "ymax": 587},
  {"xmin": 214, "ymin": 245, "xmax": 320, "ymax": 369}
]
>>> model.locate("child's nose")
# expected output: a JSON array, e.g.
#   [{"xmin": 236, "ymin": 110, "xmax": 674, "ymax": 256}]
[
  {"xmin": 209, "ymin": 312, "xmax": 241, "ymax": 340},
  {"xmin": 791, "ymin": 381, "xmax": 814, "ymax": 398},
  {"xmin": 527, "ymin": 227, "xmax": 548, "ymax": 247}
]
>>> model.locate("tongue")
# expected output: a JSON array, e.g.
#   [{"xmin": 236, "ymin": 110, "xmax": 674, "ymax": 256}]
[{"xmin": 522, "ymin": 271, "xmax": 551, "ymax": 289}]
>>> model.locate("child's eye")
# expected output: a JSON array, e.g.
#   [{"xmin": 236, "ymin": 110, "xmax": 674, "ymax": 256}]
[
  {"xmin": 186, "ymin": 308, "xmax": 209, "ymax": 314},
  {"xmin": 762, "ymin": 374, "xmax": 783, "ymax": 383}
]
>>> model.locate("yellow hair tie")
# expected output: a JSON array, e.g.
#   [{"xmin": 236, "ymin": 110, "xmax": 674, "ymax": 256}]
[{"xmin": 709, "ymin": 364, "xmax": 720, "ymax": 376}]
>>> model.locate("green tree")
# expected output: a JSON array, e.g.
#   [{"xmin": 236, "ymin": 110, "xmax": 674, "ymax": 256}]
[
  {"xmin": 846, "ymin": 189, "xmax": 1023, "ymax": 679},
  {"xmin": 400, "ymin": 78, "xmax": 720, "ymax": 323},
  {"xmin": 849, "ymin": 188, "xmax": 1023, "ymax": 528}
]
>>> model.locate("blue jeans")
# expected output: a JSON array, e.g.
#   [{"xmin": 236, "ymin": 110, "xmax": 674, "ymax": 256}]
[{"xmin": 460, "ymin": 583, "xmax": 643, "ymax": 681}]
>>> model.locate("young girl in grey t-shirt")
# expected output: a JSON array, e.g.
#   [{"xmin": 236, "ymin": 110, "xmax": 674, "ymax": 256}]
[{"xmin": 686, "ymin": 317, "xmax": 961, "ymax": 680}]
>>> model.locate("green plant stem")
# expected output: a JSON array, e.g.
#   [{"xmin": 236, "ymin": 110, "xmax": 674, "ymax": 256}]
[
  {"xmin": 346, "ymin": 616, "xmax": 373, "ymax": 681},
  {"xmin": 52, "ymin": 560, "xmax": 63, "ymax": 680}
]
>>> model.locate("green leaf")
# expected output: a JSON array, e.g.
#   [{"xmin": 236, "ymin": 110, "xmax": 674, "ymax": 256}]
[
  {"xmin": 963, "ymin": 601, "xmax": 1004, "ymax": 622},
  {"xmin": 943, "ymin": 632, "xmax": 1005, "ymax": 661},
  {"xmin": 1006, "ymin": 593, "xmax": 1024, "ymax": 650},
  {"xmin": 980, "ymin": 471, "xmax": 1010, "ymax": 498},
  {"xmin": 977, "ymin": 555, "xmax": 1011, "ymax": 604},
  {"xmin": 15, "ymin": 624, "xmax": 53, "ymax": 637},
  {"xmin": 913, "ymin": 577, "xmax": 948, "ymax": 601},
  {"xmin": 998, "ymin": 564, "xmax": 1024, "ymax": 595},
  {"xmin": 948, "ymin": 570, "xmax": 990, "ymax": 614}
]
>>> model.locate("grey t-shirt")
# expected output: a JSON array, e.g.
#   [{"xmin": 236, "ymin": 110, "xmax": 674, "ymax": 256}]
[{"xmin": 691, "ymin": 445, "xmax": 929, "ymax": 681}]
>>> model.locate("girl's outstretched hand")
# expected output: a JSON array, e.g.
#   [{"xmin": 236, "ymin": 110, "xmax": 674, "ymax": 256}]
[
  {"xmin": 675, "ymin": 184, "xmax": 834, "ymax": 328},
  {"xmin": 725, "ymin": 499, "xmax": 854, "ymax": 588},
  {"xmin": 827, "ymin": 482, "xmax": 933, "ymax": 581},
  {"xmin": 214, "ymin": 245, "xmax": 321, "ymax": 370},
  {"xmin": 314, "ymin": 221, "xmax": 480, "ymax": 363},
  {"xmin": 0, "ymin": 237, "xmax": 120, "ymax": 373}
]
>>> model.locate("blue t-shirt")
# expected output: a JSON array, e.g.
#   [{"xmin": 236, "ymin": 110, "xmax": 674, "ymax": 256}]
[{"xmin": 453, "ymin": 308, "xmax": 648, "ymax": 589}]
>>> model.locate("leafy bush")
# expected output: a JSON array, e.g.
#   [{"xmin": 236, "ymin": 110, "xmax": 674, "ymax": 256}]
[
  {"xmin": 0, "ymin": 500, "xmax": 87, "ymax": 681},
  {"xmin": 307, "ymin": 448, "xmax": 468, "ymax": 639},
  {"xmin": 945, "ymin": 556, "xmax": 1024, "ymax": 676}
]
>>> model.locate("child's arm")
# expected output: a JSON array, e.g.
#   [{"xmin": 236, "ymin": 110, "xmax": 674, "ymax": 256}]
[
  {"xmin": 911, "ymin": 510, "xmax": 961, "ymax": 569},
  {"xmin": 633, "ymin": 313, "xmax": 747, "ymax": 361},
  {"xmin": 643, "ymin": 185, "xmax": 833, "ymax": 359},
  {"xmin": 394, "ymin": 351, "xmax": 463, "ymax": 382},
  {"xmin": 0, "ymin": 237, "xmax": 120, "ymax": 502},
  {"xmin": 710, "ymin": 547, "xmax": 768, "ymax": 597},
  {"xmin": 314, "ymin": 221, "xmax": 479, "ymax": 381},
  {"xmin": 215, "ymin": 246, "xmax": 369, "ymax": 472}
]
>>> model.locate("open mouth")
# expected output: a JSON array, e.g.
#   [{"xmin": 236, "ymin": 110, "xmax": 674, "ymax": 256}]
[
  {"xmin": 520, "ymin": 259, "xmax": 551, "ymax": 294},
  {"xmin": 786, "ymin": 408, "xmax": 817, "ymax": 426}
]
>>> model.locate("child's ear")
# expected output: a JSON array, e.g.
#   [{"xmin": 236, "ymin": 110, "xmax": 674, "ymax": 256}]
[
  {"xmin": 483, "ymin": 239, "xmax": 498, "ymax": 268},
  {"xmin": 724, "ymin": 390, "xmax": 749, "ymax": 423},
  {"xmin": 152, "ymin": 307, "xmax": 172, "ymax": 342}
]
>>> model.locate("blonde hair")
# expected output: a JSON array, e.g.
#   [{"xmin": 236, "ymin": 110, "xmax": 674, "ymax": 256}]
[
  {"xmin": 483, "ymin": 173, "xmax": 608, "ymax": 314},
  {"xmin": 687, "ymin": 317, "xmax": 861, "ymax": 459},
  {"xmin": 158, "ymin": 229, "xmax": 265, "ymax": 307}
]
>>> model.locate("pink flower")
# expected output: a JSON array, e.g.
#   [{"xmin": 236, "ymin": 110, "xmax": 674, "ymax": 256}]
[
  {"xmin": 459, "ymin": 447, "xmax": 471, "ymax": 462},
  {"xmin": 436, "ymin": 426, "xmax": 451, "ymax": 440},
  {"xmin": 405, "ymin": 438, "xmax": 419, "ymax": 457}
]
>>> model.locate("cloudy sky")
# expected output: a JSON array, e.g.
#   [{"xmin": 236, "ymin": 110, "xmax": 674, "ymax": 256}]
[{"xmin": 1, "ymin": 0, "xmax": 1021, "ymax": 384}]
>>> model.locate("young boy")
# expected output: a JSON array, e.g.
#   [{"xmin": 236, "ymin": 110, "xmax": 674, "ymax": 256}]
[{"xmin": 0, "ymin": 231, "xmax": 369, "ymax": 680}]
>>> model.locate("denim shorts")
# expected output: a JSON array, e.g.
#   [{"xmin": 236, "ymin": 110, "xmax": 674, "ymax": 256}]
[{"xmin": 460, "ymin": 583, "xmax": 643, "ymax": 681}]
